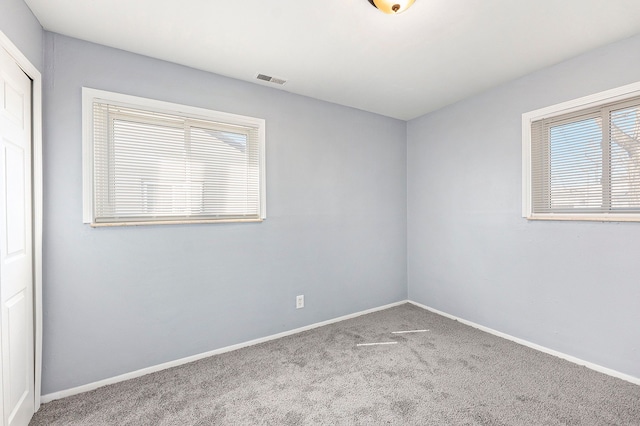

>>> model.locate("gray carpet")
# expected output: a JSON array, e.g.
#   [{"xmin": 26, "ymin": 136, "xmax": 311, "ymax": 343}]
[{"xmin": 30, "ymin": 303, "xmax": 640, "ymax": 425}]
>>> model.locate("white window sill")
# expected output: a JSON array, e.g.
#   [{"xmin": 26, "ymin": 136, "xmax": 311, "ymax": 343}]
[
  {"xmin": 525, "ymin": 214, "xmax": 640, "ymax": 222},
  {"xmin": 90, "ymin": 218, "xmax": 264, "ymax": 227}
]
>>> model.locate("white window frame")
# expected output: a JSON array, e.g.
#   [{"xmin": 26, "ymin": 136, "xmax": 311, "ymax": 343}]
[
  {"xmin": 522, "ymin": 81, "xmax": 640, "ymax": 222},
  {"xmin": 82, "ymin": 88, "xmax": 266, "ymax": 226}
]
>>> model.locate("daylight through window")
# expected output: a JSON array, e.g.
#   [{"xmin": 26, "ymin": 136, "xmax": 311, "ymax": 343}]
[
  {"xmin": 523, "ymin": 86, "xmax": 640, "ymax": 221},
  {"xmin": 83, "ymin": 89, "xmax": 265, "ymax": 225}
]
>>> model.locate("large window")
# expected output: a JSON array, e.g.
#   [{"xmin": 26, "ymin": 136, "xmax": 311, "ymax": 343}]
[
  {"xmin": 83, "ymin": 88, "xmax": 265, "ymax": 226},
  {"xmin": 523, "ymin": 83, "xmax": 640, "ymax": 221}
]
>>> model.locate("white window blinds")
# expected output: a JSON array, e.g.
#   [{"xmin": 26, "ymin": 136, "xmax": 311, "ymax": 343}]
[
  {"xmin": 528, "ymin": 95, "xmax": 640, "ymax": 219},
  {"xmin": 83, "ymin": 89, "xmax": 265, "ymax": 225}
]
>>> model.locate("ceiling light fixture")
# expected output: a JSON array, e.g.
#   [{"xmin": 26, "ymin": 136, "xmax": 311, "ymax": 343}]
[{"xmin": 367, "ymin": 0, "xmax": 415, "ymax": 14}]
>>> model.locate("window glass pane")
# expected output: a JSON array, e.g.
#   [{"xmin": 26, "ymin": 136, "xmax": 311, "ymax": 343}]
[
  {"xmin": 548, "ymin": 117, "xmax": 603, "ymax": 210},
  {"xmin": 84, "ymin": 89, "xmax": 265, "ymax": 225},
  {"xmin": 190, "ymin": 127, "xmax": 255, "ymax": 217},
  {"xmin": 610, "ymin": 105, "xmax": 640, "ymax": 209},
  {"xmin": 112, "ymin": 118, "xmax": 188, "ymax": 217}
]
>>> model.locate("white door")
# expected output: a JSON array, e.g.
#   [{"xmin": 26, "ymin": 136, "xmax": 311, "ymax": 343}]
[{"xmin": 0, "ymin": 46, "xmax": 34, "ymax": 426}]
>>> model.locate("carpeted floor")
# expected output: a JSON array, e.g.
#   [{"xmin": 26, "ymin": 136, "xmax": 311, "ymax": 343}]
[{"xmin": 30, "ymin": 303, "xmax": 640, "ymax": 425}]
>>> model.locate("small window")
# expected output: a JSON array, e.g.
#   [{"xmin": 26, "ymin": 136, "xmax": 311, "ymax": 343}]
[
  {"xmin": 82, "ymin": 88, "xmax": 265, "ymax": 226},
  {"xmin": 523, "ymin": 83, "xmax": 640, "ymax": 221}
]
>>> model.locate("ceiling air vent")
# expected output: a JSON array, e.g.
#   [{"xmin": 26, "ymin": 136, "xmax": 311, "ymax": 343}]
[{"xmin": 256, "ymin": 74, "xmax": 286, "ymax": 85}]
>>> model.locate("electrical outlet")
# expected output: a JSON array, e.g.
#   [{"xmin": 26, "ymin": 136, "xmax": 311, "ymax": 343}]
[{"xmin": 296, "ymin": 295, "xmax": 304, "ymax": 309}]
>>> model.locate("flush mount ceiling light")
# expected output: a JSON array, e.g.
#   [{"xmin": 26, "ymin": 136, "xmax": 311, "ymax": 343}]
[{"xmin": 367, "ymin": 0, "xmax": 415, "ymax": 14}]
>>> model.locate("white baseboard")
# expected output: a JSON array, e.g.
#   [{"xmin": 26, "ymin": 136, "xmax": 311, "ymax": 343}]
[
  {"xmin": 41, "ymin": 300, "xmax": 408, "ymax": 403},
  {"xmin": 408, "ymin": 300, "xmax": 640, "ymax": 386},
  {"xmin": 42, "ymin": 298, "xmax": 637, "ymax": 403}
]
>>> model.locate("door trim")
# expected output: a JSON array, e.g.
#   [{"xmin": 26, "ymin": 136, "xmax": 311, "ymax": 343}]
[{"xmin": 0, "ymin": 31, "xmax": 43, "ymax": 411}]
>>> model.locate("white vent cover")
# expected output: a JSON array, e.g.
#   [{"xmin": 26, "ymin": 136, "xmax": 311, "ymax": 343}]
[{"xmin": 256, "ymin": 74, "xmax": 286, "ymax": 85}]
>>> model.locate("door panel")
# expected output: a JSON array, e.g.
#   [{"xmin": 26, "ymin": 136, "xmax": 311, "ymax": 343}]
[
  {"xmin": 6, "ymin": 292, "xmax": 27, "ymax": 414},
  {"xmin": 4, "ymin": 144, "xmax": 25, "ymax": 256},
  {"xmin": 2, "ymin": 83, "xmax": 23, "ymax": 127},
  {"xmin": 0, "ymin": 46, "xmax": 34, "ymax": 426}
]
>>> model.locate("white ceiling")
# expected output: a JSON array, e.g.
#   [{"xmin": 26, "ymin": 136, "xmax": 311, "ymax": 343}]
[{"xmin": 24, "ymin": 0, "xmax": 640, "ymax": 120}]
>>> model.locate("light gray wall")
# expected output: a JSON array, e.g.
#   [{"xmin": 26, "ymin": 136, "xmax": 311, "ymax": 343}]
[
  {"xmin": 408, "ymin": 34, "xmax": 640, "ymax": 379},
  {"xmin": 42, "ymin": 32, "xmax": 407, "ymax": 394},
  {"xmin": 0, "ymin": 0, "xmax": 42, "ymax": 70},
  {"xmin": 16, "ymin": 0, "xmax": 639, "ymax": 395}
]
